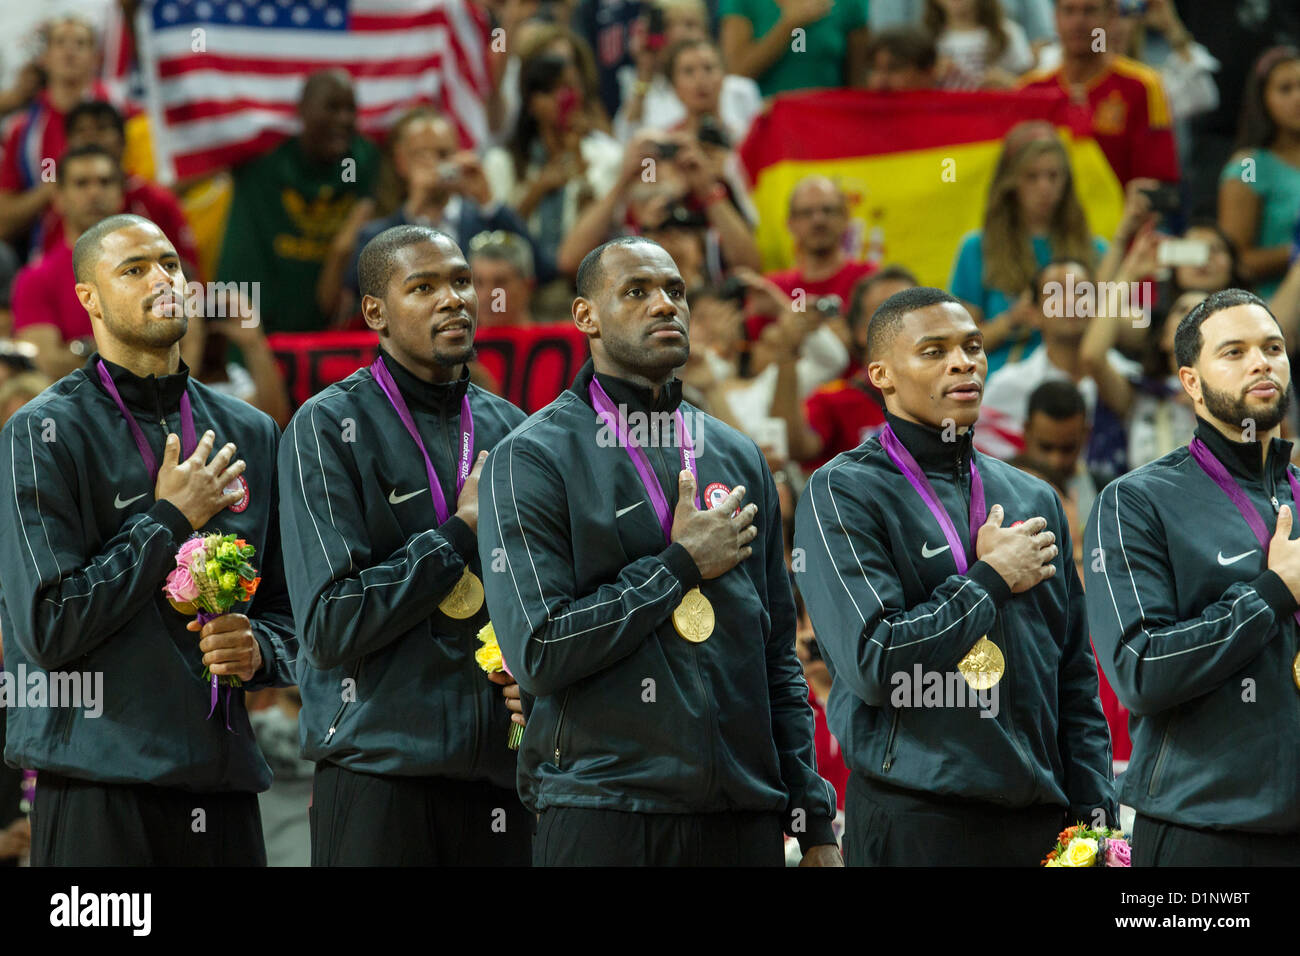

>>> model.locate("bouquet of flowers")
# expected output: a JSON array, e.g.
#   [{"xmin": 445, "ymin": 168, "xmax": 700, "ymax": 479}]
[
  {"xmin": 162, "ymin": 533, "xmax": 261, "ymax": 722},
  {"xmin": 1042, "ymin": 823, "xmax": 1131, "ymax": 867},
  {"xmin": 475, "ymin": 622, "xmax": 525, "ymax": 750}
]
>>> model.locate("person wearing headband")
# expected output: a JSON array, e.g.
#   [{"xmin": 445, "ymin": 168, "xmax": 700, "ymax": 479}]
[
  {"xmin": 0, "ymin": 213, "xmax": 297, "ymax": 865},
  {"xmin": 278, "ymin": 225, "xmax": 530, "ymax": 866},
  {"xmin": 795, "ymin": 285, "xmax": 1115, "ymax": 866},
  {"xmin": 477, "ymin": 236, "xmax": 840, "ymax": 866},
  {"xmin": 1084, "ymin": 288, "xmax": 1300, "ymax": 865}
]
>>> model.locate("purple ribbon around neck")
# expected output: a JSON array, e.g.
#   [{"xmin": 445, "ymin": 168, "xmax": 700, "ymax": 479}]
[
  {"xmin": 370, "ymin": 357, "xmax": 474, "ymax": 525},
  {"xmin": 1188, "ymin": 437, "xmax": 1300, "ymax": 626},
  {"xmin": 589, "ymin": 378, "xmax": 698, "ymax": 543},
  {"xmin": 96, "ymin": 359, "xmax": 196, "ymax": 479},
  {"xmin": 99, "ymin": 361, "xmax": 235, "ymax": 728},
  {"xmin": 880, "ymin": 424, "xmax": 986, "ymax": 575}
]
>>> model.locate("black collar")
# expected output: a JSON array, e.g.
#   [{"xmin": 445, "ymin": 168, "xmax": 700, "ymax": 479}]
[
  {"xmin": 88, "ymin": 353, "xmax": 190, "ymax": 416},
  {"xmin": 378, "ymin": 349, "xmax": 470, "ymax": 414},
  {"xmin": 571, "ymin": 359, "xmax": 684, "ymax": 416},
  {"xmin": 884, "ymin": 411, "xmax": 975, "ymax": 473},
  {"xmin": 1194, "ymin": 417, "xmax": 1293, "ymax": 483}
]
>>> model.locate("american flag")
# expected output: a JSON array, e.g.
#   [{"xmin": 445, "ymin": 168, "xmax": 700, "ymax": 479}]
[{"xmin": 134, "ymin": 0, "xmax": 491, "ymax": 183}]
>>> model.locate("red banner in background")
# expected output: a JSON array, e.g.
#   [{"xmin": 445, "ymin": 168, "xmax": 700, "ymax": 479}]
[{"xmin": 268, "ymin": 325, "xmax": 590, "ymax": 414}]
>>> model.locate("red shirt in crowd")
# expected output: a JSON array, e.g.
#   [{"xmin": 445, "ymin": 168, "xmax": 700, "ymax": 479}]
[
  {"xmin": 11, "ymin": 238, "xmax": 92, "ymax": 342},
  {"xmin": 809, "ymin": 687, "xmax": 848, "ymax": 811},
  {"xmin": 801, "ymin": 371, "xmax": 887, "ymax": 470},
  {"xmin": 1019, "ymin": 55, "xmax": 1180, "ymax": 186},
  {"xmin": 37, "ymin": 176, "xmax": 202, "ymax": 279},
  {"xmin": 747, "ymin": 259, "xmax": 878, "ymax": 340},
  {"xmin": 0, "ymin": 83, "xmax": 116, "ymax": 193}
]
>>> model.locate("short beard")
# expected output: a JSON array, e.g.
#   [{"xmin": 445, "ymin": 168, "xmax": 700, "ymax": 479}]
[
  {"xmin": 1202, "ymin": 380, "xmax": 1293, "ymax": 436},
  {"xmin": 434, "ymin": 344, "xmax": 476, "ymax": 368},
  {"xmin": 107, "ymin": 311, "xmax": 188, "ymax": 350}
]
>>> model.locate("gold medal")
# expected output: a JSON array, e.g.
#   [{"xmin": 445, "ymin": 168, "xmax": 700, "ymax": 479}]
[
  {"xmin": 957, "ymin": 636, "xmax": 1005, "ymax": 690},
  {"xmin": 440, "ymin": 569, "xmax": 484, "ymax": 619},
  {"xmin": 1293, "ymin": 651, "xmax": 1300, "ymax": 692},
  {"xmin": 672, "ymin": 586, "xmax": 715, "ymax": 643},
  {"xmin": 168, "ymin": 597, "xmax": 197, "ymax": 616}
]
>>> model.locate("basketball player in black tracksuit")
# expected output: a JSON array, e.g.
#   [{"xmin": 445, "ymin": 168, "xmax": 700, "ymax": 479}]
[
  {"xmin": 478, "ymin": 238, "xmax": 841, "ymax": 866},
  {"xmin": 796, "ymin": 287, "xmax": 1115, "ymax": 866},
  {"xmin": 279, "ymin": 225, "xmax": 531, "ymax": 865},
  {"xmin": 1085, "ymin": 289, "xmax": 1300, "ymax": 865},
  {"xmin": 0, "ymin": 214, "xmax": 297, "ymax": 865}
]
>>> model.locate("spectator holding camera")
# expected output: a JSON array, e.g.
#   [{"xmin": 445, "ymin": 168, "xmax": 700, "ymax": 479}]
[
  {"xmin": 483, "ymin": 52, "xmax": 622, "ymax": 279},
  {"xmin": 616, "ymin": 5, "xmax": 762, "ymax": 145},
  {"xmin": 1218, "ymin": 47, "xmax": 1300, "ymax": 300},
  {"xmin": 558, "ymin": 129, "xmax": 760, "ymax": 276},
  {"xmin": 720, "ymin": 0, "xmax": 872, "ymax": 97},
  {"xmin": 321, "ymin": 107, "xmax": 541, "ymax": 323},
  {"xmin": 950, "ymin": 121, "xmax": 1107, "ymax": 376}
]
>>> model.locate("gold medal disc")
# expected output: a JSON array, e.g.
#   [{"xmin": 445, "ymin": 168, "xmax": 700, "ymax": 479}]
[
  {"xmin": 440, "ymin": 569, "xmax": 485, "ymax": 619},
  {"xmin": 1293, "ymin": 651, "xmax": 1300, "ymax": 692},
  {"xmin": 957, "ymin": 636, "xmax": 1005, "ymax": 690},
  {"xmin": 673, "ymin": 586, "xmax": 715, "ymax": 643}
]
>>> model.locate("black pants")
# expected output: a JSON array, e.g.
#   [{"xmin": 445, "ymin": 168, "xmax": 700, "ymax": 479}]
[
  {"xmin": 31, "ymin": 771, "xmax": 265, "ymax": 866},
  {"xmin": 845, "ymin": 772, "xmax": 1064, "ymax": 866},
  {"xmin": 1132, "ymin": 813, "xmax": 1300, "ymax": 866},
  {"xmin": 534, "ymin": 806, "xmax": 785, "ymax": 866},
  {"xmin": 310, "ymin": 762, "xmax": 532, "ymax": 866}
]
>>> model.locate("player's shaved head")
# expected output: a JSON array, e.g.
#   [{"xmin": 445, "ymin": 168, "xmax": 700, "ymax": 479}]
[
  {"xmin": 72, "ymin": 213, "xmax": 156, "ymax": 283},
  {"xmin": 866, "ymin": 286, "xmax": 963, "ymax": 361},
  {"xmin": 576, "ymin": 236, "xmax": 663, "ymax": 301},
  {"xmin": 358, "ymin": 224, "xmax": 458, "ymax": 300}
]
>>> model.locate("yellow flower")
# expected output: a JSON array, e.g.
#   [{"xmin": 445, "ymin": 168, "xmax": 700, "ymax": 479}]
[
  {"xmin": 218, "ymin": 541, "xmax": 237, "ymax": 560},
  {"xmin": 220, "ymin": 571, "xmax": 239, "ymax": 591},
  {"xmin": 1060, "ymin": 837, "xmax": 1099, "ymax": 867},
  {"xmin": 475, "ymin": 622, "xmax": 502, "ymax": 673}
]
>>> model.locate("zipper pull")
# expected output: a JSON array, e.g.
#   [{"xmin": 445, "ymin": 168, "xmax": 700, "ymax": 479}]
[
  {"xmin": 554, "ymin": 746, "xmax": 561, "ymax": 763},
  {"xmin": 882, "ymin": 755, "xmax": 892, "ymax": 772},
  {"xmin": 325, "ymin": 726, "xmax": 336, "ymax": 741},
  {"xmin": 1273, "ymin": 496, "xmax": 1281, "ymax": 514}
]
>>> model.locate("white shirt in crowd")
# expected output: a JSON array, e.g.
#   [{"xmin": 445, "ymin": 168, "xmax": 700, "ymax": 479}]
[
  {"xmin": 937, "ymin": 20, "xmax": 1035, "ymax": 88},
  {"xmin": 613, "ymin": 67, "xmax": 763, "ymax": 146}
]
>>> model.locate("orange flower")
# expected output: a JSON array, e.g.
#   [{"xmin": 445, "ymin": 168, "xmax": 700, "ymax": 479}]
[
  {"xmin": 240, "ymin": 576, "xmax": 261, "ymax": 600},
  {"xmin": 235, "ymin": 538, "xmax": 247, "ymax": 547}
]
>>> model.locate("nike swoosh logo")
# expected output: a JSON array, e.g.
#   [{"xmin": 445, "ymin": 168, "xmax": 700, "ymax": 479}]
[
  {"xmin": 921, "ymin": 542, "xmax": 951, "ymax": 558},
  {"xmin": 1217, "ymin": 549, "xmax": 1257, "ymax": 566},
  {"xmin": 114, "ymin": 492, "xmax": 147, "ymax": 510},
  {"xmin": 388, "ymin": 488, "xmax": 424, "ymax": 505},
  {"xmin": 615, "ymin": 502, "xmax": 643, "ymax": 518}
]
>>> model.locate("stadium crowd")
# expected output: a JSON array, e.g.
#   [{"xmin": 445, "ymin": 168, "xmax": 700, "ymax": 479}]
[{"xmin": 1, "ymin": 0, "xmax": 1299, "ymax": 867}]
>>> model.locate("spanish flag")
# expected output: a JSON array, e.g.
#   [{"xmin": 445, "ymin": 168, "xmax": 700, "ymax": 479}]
[{"xmin": 738, "ymin": 89, "xmax": 1124, "ymax": 286}]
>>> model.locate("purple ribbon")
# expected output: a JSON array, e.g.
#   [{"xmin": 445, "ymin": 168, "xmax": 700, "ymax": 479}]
[
  {"xmin": 1188, "ymin": 436, "xmax": 1300, "ymax": 626},
  {"xmin": 880, "ymin": 424, "xmax": 986, "ymax": 575},
  {"xmin": 370, "ymin": 356, "xmax": 474, "ymax": 525},
  {"xmin": 589, "ymin": 378, "xmax": 698, "ymax": 542},
  {"xmin": 195, "ymin": 609, "xmax": 234, "ymax": 731},
  {"xmin": 96, "ymin": 359, "xmax": 196, "ymax": 479}
]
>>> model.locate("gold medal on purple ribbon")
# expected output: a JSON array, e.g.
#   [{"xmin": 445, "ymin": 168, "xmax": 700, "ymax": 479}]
[
  {"xmin": 439, "ymin": 568, "xmax": 485, "ymax": 619},
  {"xmin": 590, "ymin": 378, "xmax": 713, "ymax": 643},
  {"xmin": 371, "ymin": 355, "xmax": 486, "ymax": 622},
  {"xmin": 1293, "ymin": 651, "xmax": 1300, "ymax": 692},
  {"xmin": 957, "ymin": 635, "xmax": 1005, "ymax": 690},
  {"xmin": 672, "ymin": 586, "xmax": 715, "ymax": 642}
]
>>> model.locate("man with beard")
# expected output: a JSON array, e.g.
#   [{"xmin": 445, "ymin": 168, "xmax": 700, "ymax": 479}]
[
  {"xmin": 1085, "ymin": 288, "xmax": 1300, "ymax": 865},
  {"xmin": 0, "ymin": 214, "xmax": 297, "ymax": 865},
  {"xmin": 477, "ymin": 237, "xmax": 840, "ymax": 866},
  {"xmin": 795, "ymin": 286, "xmax": 1115, "ymax": 866},
  {"xmin": 278, "ymin": 225, "xmax": 530, "ymax": 865}
]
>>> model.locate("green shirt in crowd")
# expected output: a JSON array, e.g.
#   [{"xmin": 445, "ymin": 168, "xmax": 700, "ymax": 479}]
[
  {"xmin": 217, "ymin": 134, "xmax": 379, "ymax": 334},
  {"xmin": 718, "ymin": 0, "xmax": 870, "ymax": 97}
]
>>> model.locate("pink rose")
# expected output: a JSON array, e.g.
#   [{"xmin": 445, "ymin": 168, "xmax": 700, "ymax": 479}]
[
  {"xmin": 176, "ymin": 537, "xmax": 206, "ymax": 566},
  {"xmin": 164, "ymin": 566, "xmax": 200, "ymax": 603},
  {"xmin": 1104, "ymin": 838, "xmax": 1131, "ymax": 867}
]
